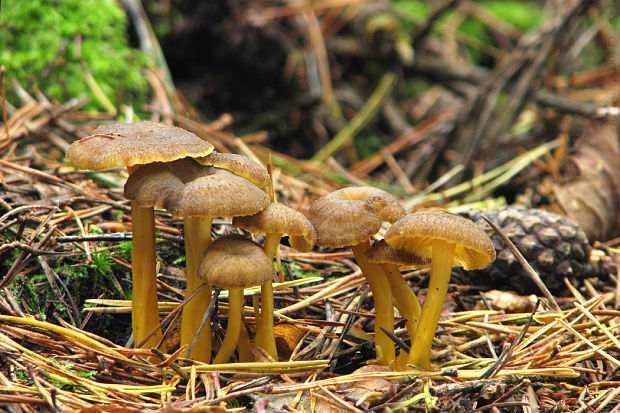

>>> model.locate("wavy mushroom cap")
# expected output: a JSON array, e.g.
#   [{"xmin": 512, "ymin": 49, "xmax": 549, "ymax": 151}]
[
  {"xmin": 385, "ymin": 211, "xmax": 496, "ymax": 271},
  {"xmin": 66, "ymin": 121, "xmax": 214, "ymax": 171},
  {"xmin": 168, "ymin": 168, "xmax": 270, "ymax": 218},
  {"xmin": 366, "ymin": 239, "xmax": 430, "ymax": 267},
  {"xmin": 198, "ymin": 234, "xmax": 275, "ymax": 288},
  {"xmin": 124, "ymin": 159, "xmax": 270, "ymax": 218},
  {"xmin": 233, "ymin": 202, "xmax": 317, "ymax": 252},
  {"xmin": 195, "ymin": 152, "xmax": 270, "ymax": 187},
  {"xmin": 307, "ymin": 186, "xmax": 406, "ymax": 248}
]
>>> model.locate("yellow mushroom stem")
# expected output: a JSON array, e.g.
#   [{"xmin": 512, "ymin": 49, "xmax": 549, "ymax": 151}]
[
  {"xmin": 213, "ymin": 287, "xmax": 243, "ymax": 364},
  {"xmin": 237, "ymin": 322, "xmax": 254, "ymax": 362},
  {"xmin": 351, "ymin": 241, "xmax": 396, "ymax": 367},
  {"xmin": 408, "ymin": 240, "xmax": 456, "ymax": 369},
  {"xmin": 254, "ymin": 233, "xmax": 280, "ymax": 361},
  {"xmin": 130, "ymin": 202, "xmax": 164, "ymax": 351},
  {"xmin": 381, "ymin": 263, "xmax": 421, "ymax": 365},
  {"xmin": 180, "ymin": 216, "xmax": 212, "ymax": 362}
]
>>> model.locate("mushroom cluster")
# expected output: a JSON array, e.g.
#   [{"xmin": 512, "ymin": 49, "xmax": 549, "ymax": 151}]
[
  {"xmin": 66, "ymin": 121, "xmax": 214, "ymax": 352},
  {"xmin": 66, "ymin": 122, "xmax": 495, "ymax": 369},
  {"xmin": 307, "ymin": 186, "xmax": 406, "ymax": 366},
  {"xmin": 124, "ymin": 156, "xmax": 271, "ymax": 362}
]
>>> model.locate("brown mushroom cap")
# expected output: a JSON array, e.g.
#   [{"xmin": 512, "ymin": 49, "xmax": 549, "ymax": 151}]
[
  {"xmin": 385, "ymin": 211, "xmax": 496, "ymax": 270},
  {"xmin": 123, "ymin": 161, "xmax": 183, "ymax": 209},
  {"xmin": 366, "ymin": 239, "xmax": 429, "ymax": 267},
  {"xmin": 307, "ymin": 186, "xmax": 406, "ymax": 248},
  {"xmin": 198, "ymin": 234, "xmax": 275, "ymax": 288},
  {"xmin": 195, "ymin": 152, "xmax": 270, "ymax": 187},
  {"xmin": 66, "ymin": 121, "xmax": 214, "ymax": 171},
  {"xmin": 169, "ymin": 168, "xmax": 270, "ymax": 218},
  {"xmin": 233, "ymin": 202, "xmax": 317, "ymax": 252},
  {"xmin": 124, "ymin": 159, "xmax": 270, "ymax": 218}
]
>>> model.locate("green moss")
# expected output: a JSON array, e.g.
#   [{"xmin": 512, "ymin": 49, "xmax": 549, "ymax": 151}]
[
  {"xmin": 481, "ymin": 1, "xmax": 543, "ymax": 31},
  {"xmin": 0, "ymin": 0, "xmax": 151, "ymax": 112}
]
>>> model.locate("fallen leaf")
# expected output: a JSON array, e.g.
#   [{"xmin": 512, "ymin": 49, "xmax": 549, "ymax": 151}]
[{"xmin": 554, "ymin": 115, "xmax": 620, "ymax": 241}]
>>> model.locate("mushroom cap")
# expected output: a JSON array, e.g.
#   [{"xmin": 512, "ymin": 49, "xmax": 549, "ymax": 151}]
[
  {"xmin": 123, "ymin": 162, "xmax": 183, "ymax": 209},
  {"xmin": 195, "ymin": 152, "xmax": 270, "ymax": 187},
  {"xmin": 198, "ymin": 234, "xmax": 275, "ymax": 288},
  {"xmin": 124, "ymin": 158, "xmax": 270, "ymax": 218},
  {"xmin": 366, "ymin": 239, "xmax": 430, "ymax": 267},
  {"xmin": 385, "ymin": 211, "xmax": 496, "ymax": 270},
  {"xmin": 307, "ymin": 186, "xmax": 406, "ymax": 248},
  {"xmin": 233, "ymin": 202, "xmax": 317, "ymax": 252},
  {"xmin": 66, "ymin": 121, "xmax": 214, "ymax": 171}
]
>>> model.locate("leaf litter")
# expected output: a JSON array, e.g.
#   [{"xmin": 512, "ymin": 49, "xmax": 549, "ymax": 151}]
[{"xmin": 1, "ymin": 1, "xmax": 620, "ymax": 411}]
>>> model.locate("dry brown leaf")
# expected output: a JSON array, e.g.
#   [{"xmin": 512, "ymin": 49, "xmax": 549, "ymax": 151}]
[
  {"xmin": 273, "ymin": 322, "xmax": 306, "ymax": 360},
  {"xmin": 554, "ymin": 115, "xmax": 620, "ymax": 241},
  {"xmin": 335, "ymin": 365, "xmax": 397, "ymax": 408}
]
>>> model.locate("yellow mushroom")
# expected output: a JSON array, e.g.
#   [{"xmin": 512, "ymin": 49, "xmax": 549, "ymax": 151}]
[
  {"xmin": 125, "ymin": 158, "xmax": 270, "ymax": 362},
  {"xmin": 385, "ymin": 211, "xmax": 495, "ymax": 369},
  {"xmin": 307, "ymin": 186, "xmax": 406, "ymax": 367},
  {"xmin": 66, "ymin": 121, "xmax": 213, "ymax": 351},
  {"xmin": 198, "ymin": 234, "xmax": 274, "ymax": 364},
  {"xmin": 366, "ymin": 239, "xmax": 429, "ymax": 369},
  {"xmin": 233, "ymin": 202, "xmax": 316, "ymax": 360}
]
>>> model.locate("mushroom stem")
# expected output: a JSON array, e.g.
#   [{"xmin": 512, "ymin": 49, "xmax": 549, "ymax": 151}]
[
  {"xmin": 408, "ymin": 240, "xmax": 456, "ymax": 369},
  {"xmin": 255, "ymin": 233, "xmax": 280, "ymax": 361},
  {"xmin": 381, "ymin": 263, "xmax": 421, "ymax": 348},
  {"xmin": 213, "ymin": 287, "xmax": 243, "ymax": 364},
  {"xmin": 180, "ymin": 216, "xmax": 212, "ymax": 362},
  {"xmin": 131, "ymin": 202, "xmax": 165, "ymax": 350},
  {"xmin": 238, "ymin": 322, "xmax": 254, "ymax": 362},
  {"xmin": 351, "ymin": 241, "xmax": 396, "ymax": 367}
]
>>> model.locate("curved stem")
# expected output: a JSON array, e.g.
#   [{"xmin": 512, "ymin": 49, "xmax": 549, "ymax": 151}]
[
  {"xmin": 382, "ymin": 263, "xmax": 421, "ymax": 346},
  {"xmin": 255, "ymin": 233, "xmax": 280, "ymax": 360},
  {"xmin": 351, "ymin": 241, "xmax": 395, "ymax": 367},
  {"xmin": 408, "ymin": 241, "xmax": 455, "ymax": 369},
  {"xmin": 180, "ymin": 216, "xmax": 212, "ymax": 362},
  {"xmin": 130, "ymin": 202, "xmax": 164, "ymax": 351},
  {"xmin": 213, "ymin": 287, "xmax": 243, "ymax": 364}
]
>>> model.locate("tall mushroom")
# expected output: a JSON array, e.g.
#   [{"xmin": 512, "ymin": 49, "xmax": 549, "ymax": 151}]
[
  {"xmin": 198, "ymin": 234, "xmax": 275, "ymax": 364},
  {"xmin": 125, "ymin": 158, "xmax": 270, "ymax": 362},
  {"xmin": 233, "ymin": 202, "xmax": 316, "ymax": 360},
  {"xmin": 385, "ymin": 211, "xmax": 495, "ymax": 369},
  {"xmin": 66, "ymin": 121, "xmax": 213, "ymax": 351},
  {"xmin": 307, "ymin": 187, "xmax": 406, "ymax": 366},
  {"xmin": 366, "ymin": 239, "xmax": 428, "ymax": 368}
]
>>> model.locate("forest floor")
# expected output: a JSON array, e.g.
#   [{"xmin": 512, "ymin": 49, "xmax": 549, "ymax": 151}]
[{"xmin": 1, "ymin": 0, "xmax": 620, "ymax": 412}]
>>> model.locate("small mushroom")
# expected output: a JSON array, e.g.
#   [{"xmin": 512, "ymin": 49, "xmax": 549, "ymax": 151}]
[
  {"xmin": 307, "ymin": 186, "xmax": 406, "ymax": 367},
  {"xmin": 233, "ymin": 202, "xmax": 316, "ymax": 360},
  {"xmin": 385, "ymin": 211, "xmax": 495, "ymax": 369},
  {"xmin": 198, "ymin": 234, "xmax": 274, "ymax": 364},
  {"xmin": 66, "ymin": 121, "xmax": 213, "ymax": 351},
  {"xmin": 366, "ymin": 239, "xmax": 428, "ymax": 369},
  {"xmin": 125, "ymin": 159, "xmax": 270, "ymax": 362}
]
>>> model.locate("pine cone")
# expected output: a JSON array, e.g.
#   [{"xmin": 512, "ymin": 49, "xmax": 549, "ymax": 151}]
[{"xmin": 458, "ymin": 207, "xmax": 607, "ymax": 295}]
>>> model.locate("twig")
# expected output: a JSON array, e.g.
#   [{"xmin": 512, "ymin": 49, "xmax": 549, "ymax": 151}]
[
  {"xmin": 380, "ymin": 326, "xmax": 410, "ymax": 353},
  {"xmin": 411, "ymin": 0, "xmax": 461, "ymax": 48},
  {"xmin": 311, "ymin": 72, "xmax": 398, "ymax": 163},
  {"xmin": 186, "ymin": 288, "xmax": 220, "ymax": 359},
  {"xmin": 55, "ymin": 233, "xmax": 133, "ymax": 243},
  {"xmin": 479, "ymin": 300, "xmax": 540, "ymax": 379}
]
